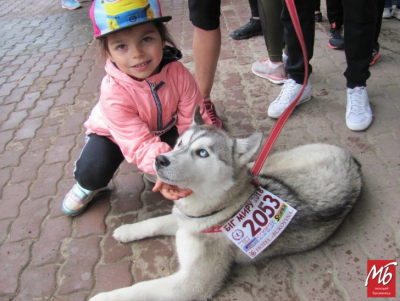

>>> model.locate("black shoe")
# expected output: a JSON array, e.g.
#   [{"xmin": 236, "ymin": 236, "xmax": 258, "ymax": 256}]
[
  {"xmin": 315, "ymin": 12, "xmax": 322, "ymax": 22},
  {"xmin": 229, "ymin": 18, "xmax": 262, "ymax": 40},
  {"xmin": 328, "ymin": 23, "xmax": 344, "ymax": 50}
]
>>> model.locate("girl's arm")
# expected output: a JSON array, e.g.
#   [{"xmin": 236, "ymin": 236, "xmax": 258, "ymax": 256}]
[{"xmin": 99, "ymin": 86, "xmax": 172, "ymax": 175}]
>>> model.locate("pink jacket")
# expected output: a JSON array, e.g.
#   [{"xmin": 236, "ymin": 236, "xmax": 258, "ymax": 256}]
[{"xmin": 84, "ymin": 57, "xmax": 211, "ymax": 174}]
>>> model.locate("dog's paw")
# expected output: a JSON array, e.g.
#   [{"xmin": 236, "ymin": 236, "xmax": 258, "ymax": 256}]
[{"xmin": 113, "ymin": 224, "xmax": 139, "ymax": 243}]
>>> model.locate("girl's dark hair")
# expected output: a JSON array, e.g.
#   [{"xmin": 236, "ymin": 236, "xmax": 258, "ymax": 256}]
[{"xmin": 97, "ymin": 21, "xmax": 178, "ymax": 62}]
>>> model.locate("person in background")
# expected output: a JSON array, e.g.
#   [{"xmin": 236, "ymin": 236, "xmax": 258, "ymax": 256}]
[
  {"xmin": 266, "ymin": 0, "xmax": 315, "ymax": 119},
  {"xmin": 326, "ymin": 0, "xmax": 385, "ymax": 131},
  {"xmin": 188, "ymin": 0, "xmax": 224, "ymax": 129},
  {"xmin": 229, "ymin": 0, "xmax": 263, "ymax": 40},
  {"xmin": 251, "ymin": 0, "xmax": 288, "ymax": 85},
  {"xmin": 315, "ymin": 0, "xmax": 323, "ymax": 21}
]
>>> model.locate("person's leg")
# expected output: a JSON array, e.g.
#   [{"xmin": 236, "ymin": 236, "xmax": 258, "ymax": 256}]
[
  {"xmin": 383, "ymin": 0, "xmax": 393, "ymax": 18},
  {"xmin": 192, "ymin": 27, "xmax": 221, "ymax": 99},
  {"xmin": 189, "ymin": 0, "xmax": 223, "ymax": 128},
  {"xmin": 230, "ymin": 0, "xmax": 263, "ymax": 40},
  {"xmin": 342, "ymin": 0, "xmax": 376, "ymax": 131},
  {"xmin": 281, "ymin": 0, "xmax": 314, "ymax": 84},
  {"xmin": 252, "ymin": 0, "xmax": 287, "ymax": 84},
  {"xmin": 267, "ymin": 0, "xmax": 314, "ymax": 118},
  {"xmin": 315, "ymin": 0, "xmax": 323, "ymax": 21},
  {"xmin": 343, "ymin": 0, "xmax": 376, "ymax": 88},
  {"xmin": 326, "ymin": 0, "xmax": 344, "ymax": 49},
  {"xmin": 63, "ymin": 134, "xmax": 125, "ymax": 216},
  {"xmin": 371, "ymin": 0, "xmax": 386, "ymax": 65}
]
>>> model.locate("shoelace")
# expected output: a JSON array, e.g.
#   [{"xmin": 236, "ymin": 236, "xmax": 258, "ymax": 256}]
[
  {"xmin": 258, "ymin": 58, "xmax": 270, "ymax": 64},
  {"xmin": 275, "ymin": 79, "xmax": 297, "ymax": 104},
  {"xmin": 241, "ymin": 18, "xmax": 258, "ymax": 30},
  {"xmin": 331, "ymin": 28, "xmax": 343, "ymax": 40},
  {"xmin": 203, "ymin": 99, "xmax": 218, "ymax": 123},
  {"xmin": 348, "ymin": 88, "xmax": 366, "ymax": 115}
]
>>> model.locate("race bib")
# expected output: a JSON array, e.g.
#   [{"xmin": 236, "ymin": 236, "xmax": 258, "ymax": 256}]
[{"xmin": 221, "ymin": 186, "xmax": 297, "ymax": 259}]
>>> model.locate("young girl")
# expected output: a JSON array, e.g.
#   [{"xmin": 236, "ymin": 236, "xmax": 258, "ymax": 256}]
[{"xmin": 62, "ymin": 0, "xmax": 222, "ymax": 216}]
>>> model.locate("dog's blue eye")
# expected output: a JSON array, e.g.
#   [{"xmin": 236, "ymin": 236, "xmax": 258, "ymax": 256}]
[{"xmin": 197, "ymin": 149, "xmax": 209, "ymax": 158}]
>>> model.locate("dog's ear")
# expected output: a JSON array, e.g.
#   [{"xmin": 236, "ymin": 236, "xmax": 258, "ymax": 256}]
[
  {"xmin": 234, "ymin": 132, "xmax": 263, "ymax": 165},
  {"xmin": 192, "ymin": 106, "xmax": 205, "ymax": 126}
]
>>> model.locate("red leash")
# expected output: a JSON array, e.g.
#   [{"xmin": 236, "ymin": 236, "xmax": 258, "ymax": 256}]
[{"xmin": 251, "ymin": 0, "xmax": 310, "ymax": 180}]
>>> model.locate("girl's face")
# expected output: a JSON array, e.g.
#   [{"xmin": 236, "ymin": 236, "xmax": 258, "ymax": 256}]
[{"xmin": 107, "ymin": 22, "xmax": 165, "ymax": 79}]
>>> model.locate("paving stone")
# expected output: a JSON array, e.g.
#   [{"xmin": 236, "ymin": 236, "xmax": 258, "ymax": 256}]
[
  {"xmin": 102, "ymin": 214, "xmax": 136, "ymax": 264},
  {"xmin": 15, "ymin": 91, "xmax": 40, "ymax": 111},
  {"xmin": 58, "ymin": 236, "xmax": 101, "ymax": 295},
  {"xmin": 31, "ymin": 216, "xmax": 72, "ymax": 266},
  {"xmin": 14, "ymin": 116, "xmax": 43, "ymax": 140},
  {"xmin": 0, "ymin": 241, "xmax": 32, "ymax": 295},
  {"xmin": 45, "ymin": 135, "xmax": 76, "ymax": 165},
  {"xmin": 30, "ymin": 162, "xmax": 64, "ymax": 199},
  {"xmin": 0, "ymin": 129, "xmax": 13, "ymax": 153},
  {"xmin": 1, "ymin": 110, "xmax": 27, "ymax": 131},
  {"xmin": 92, "ymin": 260, "xmax": 134, "ymax": 297},
  {"xmin": 0, "ymin": 181, "xmax": 30, "ymax": 219},
  {"xmin": 111, "ymin": 173, "xmax": 144, "ymax": 215},
  {"xmin": 8, "ymin": 198, "xmax": 49, "ymax": 242},
  {"xmin": 29, "ymin": 97, "xmax": 54, "ymax": 118}
]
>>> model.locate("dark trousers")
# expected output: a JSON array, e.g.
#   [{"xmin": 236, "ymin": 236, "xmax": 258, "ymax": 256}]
[
  {"xmin": 74, "ymin": 127, "xmax": 179, "ymax": 191},
  {"xmin": 249, "ymin": 0, "xmax": 259, "ymax": 17},
  {"xmin": 281, "ymin": 0, "xmax": 315, "ymax": 84},
  {"xmin": 258, "ymin": 0, "xmax": 284, "ymax": 62},
  {"xmin": 326, "ymin": 0, "xmax": 385, "ymax": 88}
]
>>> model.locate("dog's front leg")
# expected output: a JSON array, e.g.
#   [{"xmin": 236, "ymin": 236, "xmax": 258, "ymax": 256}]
[
  {"xmin": 91, "ymin": 230, "xmax": 233, "ymax": 301},
  {"xmin": 113, "ymin": 214, "xmax": 178, "ymax": 243}
]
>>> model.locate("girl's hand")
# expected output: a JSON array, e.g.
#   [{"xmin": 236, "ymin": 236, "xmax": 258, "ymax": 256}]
[{"xmin": 152, "ymin": 177, "xmax": 192, "ymax": 201}]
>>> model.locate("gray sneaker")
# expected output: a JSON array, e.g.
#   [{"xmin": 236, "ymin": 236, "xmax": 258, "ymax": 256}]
[
  {"xmin": 268, "ymin": 79, "xmax": 311, "ymax": 118},
  {"xmin": 346, "ymin": 87, "xmax": 373, "ymax": 131},
  {"xmin": 252, "ymin": 58, "xmax": 288, "ymax": 84}
]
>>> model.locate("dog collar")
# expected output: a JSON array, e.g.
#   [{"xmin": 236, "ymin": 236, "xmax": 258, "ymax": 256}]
[
  {"xmin": 201, "ymin": 226, "xmax": 222, "ymax": 233},
  {"xmin": 185, "ymin": 207, "xmax": 225, "ymax": 219}
]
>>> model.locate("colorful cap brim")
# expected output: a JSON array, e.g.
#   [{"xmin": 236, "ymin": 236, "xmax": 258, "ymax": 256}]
[{"xmin": 90, "ymin": 0, "xmax": 172, "ymax": 39}]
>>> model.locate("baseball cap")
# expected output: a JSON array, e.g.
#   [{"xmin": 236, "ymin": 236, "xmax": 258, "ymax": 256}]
[{"xmin": 90, "ymin": 0, "xmax": 172, "ymax": 38}]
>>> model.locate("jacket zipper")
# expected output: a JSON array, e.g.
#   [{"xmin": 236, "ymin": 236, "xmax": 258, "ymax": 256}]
[{"xmin": 146, "ymin": 80, "xmax": 165, "ymax": 131}]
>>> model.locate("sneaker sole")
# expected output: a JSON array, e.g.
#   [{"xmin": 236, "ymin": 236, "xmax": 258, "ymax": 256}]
[
  {"xmin": 328, "ymin": 42, "xmax": 344, "ymax": 50},
  {"xmin": 346, "ymin": 117, "xmax": 373, "ymax": 131},
  {"xmin": 370, "ymin": 52, "xmax": 380, "ymax": 66},
  {"xmin": 230, "ymin": 31, "xmax": 263, "ymax": 40},
  {"xmin": 62, "ymin": 188, "xmax": 107, "ymax": 216},
  {"xmin": 62, "ymin": 4, "xmax": 82, "ymax": 10},
  {"xmin": 268, "ymin": 95, "xmax": 312, "ymax": 119},
  {"xmin": 252, "ymin": 69, "xmax": 287, "ymax": 85}
]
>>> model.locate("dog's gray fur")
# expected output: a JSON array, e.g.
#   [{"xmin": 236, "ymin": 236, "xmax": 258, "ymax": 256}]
[{"xmin": 90, "ymin": 107, "xmax": 362, "ymax": 301}]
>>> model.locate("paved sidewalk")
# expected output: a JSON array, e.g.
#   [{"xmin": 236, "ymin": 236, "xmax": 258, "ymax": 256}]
[{"xmin": 0, "ymin": 0, "xmax": 399, "ymax": 300}]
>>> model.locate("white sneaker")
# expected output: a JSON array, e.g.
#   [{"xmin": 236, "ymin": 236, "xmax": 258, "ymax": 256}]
[
  {"xmin": 346, "ymin": 87, "xmax": 373, "ymax": 131},
  {"xmin": 268, "ymin": 78, "xmax": 311, "ymax": 118},
  {"xmin": 383, "ymin": 7, "xmax": 392, "ymax": 18},
  {"xmin": 393, "ymin": 7, "xmax": 400, "ymax": 19}
]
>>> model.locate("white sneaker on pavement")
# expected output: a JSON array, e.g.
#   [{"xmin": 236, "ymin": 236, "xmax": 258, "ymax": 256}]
[
  {"xmin": 383, "ymin": 7, "xmax": 392, "ymax": 18},
  {"xmin": 346, "ymin": 86, "xmax": 373, "ymax": 131},
  {"xmin": 393, "ymin": 7, "xmax": 400, "ymax": 19},
  {"xmin": 268, "ymin": 78, "xmax": 311, "ymax": 118}
]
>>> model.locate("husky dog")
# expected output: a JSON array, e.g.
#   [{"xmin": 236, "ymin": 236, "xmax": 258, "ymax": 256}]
[{"xmin": 90, "ymin": 108, "xmax": 362, "ymax": 301}]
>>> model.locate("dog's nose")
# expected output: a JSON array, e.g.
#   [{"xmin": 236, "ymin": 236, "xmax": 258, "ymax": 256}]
[{"xmin": 155, "ymin": 155, "xmax": 170, "ymax": 168}]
